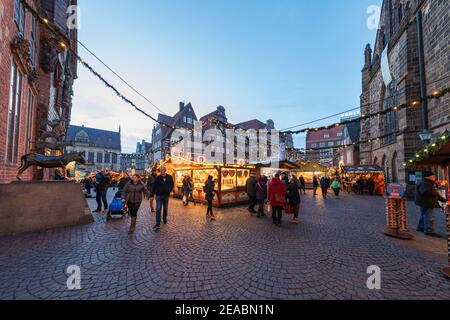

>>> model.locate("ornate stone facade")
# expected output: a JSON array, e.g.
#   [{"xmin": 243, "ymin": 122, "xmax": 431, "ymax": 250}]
[{"xmin": 360, "ymin": 0, "xmax": 449, "ymax": 185}]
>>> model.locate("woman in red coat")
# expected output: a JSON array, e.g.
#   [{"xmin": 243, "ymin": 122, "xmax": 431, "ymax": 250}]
[{"xmin": 268, "ymin": 173, "xmax": 287, "ymax": 226}]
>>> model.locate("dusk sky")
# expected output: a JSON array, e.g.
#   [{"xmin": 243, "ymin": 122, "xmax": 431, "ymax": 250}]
[{"xmin": 71, "ymin": 0, "xmax": 382, "ymax": 153}]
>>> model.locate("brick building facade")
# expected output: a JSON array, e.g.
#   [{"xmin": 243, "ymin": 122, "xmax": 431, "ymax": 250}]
[
  {"xmin": 0, "ymin": 0, "xmax": 78, "ymax": 183},
  {"xmin": 359, "ymin": 0, "xmax": 449, "ymax": 184}
]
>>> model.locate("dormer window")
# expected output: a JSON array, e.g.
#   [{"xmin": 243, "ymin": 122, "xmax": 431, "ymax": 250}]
[{"xmin": 75, "ymin": 131, "xmax": 89, "ymax": 144}]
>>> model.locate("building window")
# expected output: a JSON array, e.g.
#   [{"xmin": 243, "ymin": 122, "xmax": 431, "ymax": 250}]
[
  {"xmin": 311, "ymin": 143, "xmax": 317, "ymax": 148},
  {"xmin": 88, "ymin": 152, "xmax": 95, "ymax": 163},
  {"xmin": 30, "ymin": 16, "xmax": 37, "ymax": 67},
  {"xmin": 14, "ymin": 0, "xmax": 25, "ymax": 35},
  {"xmin": 6, "ymin": 62, "xmax": 22, "ymax": 163},
  {"xmin": 381, "ymin": 85, "xmax": 399, "ymax": 145},
  {"xmin": 328, "ymin": 142, "xmax": 334, "ymax": 147},
  {"xmin": 25, "ymin": 90, "xmax": 34, "ymax": 154},
  {"xmin": 97, "ymin": 153, "xmax": 103, "ymax": 163},
  {"xmin": 337, "ymin": 132, "xmax": 343, "ymax": 137},
  {"xmin": 324, "ymin": 134, "xmax": 330, "ymax": 139},
  {"xmin": 105, "ymin": 153, "xmax": 111, "ymax": 164},
  {"xmin": 320, "ymin": 143, "xmax": 326, "ymax": 148},
  {"xmin": 112, "ymin": 153, "xmax": 118, "ymax": 164}
]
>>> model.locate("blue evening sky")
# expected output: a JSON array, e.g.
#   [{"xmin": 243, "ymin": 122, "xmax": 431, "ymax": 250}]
[{"xmin": 71, "ymin": 0, "xmax": 382, "ymax": 153}]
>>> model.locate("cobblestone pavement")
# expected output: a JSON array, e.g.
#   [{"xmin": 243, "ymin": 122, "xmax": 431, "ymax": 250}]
[{"xmin": 0, "ymin": 189, "xmax": 449, "ymax": 300}]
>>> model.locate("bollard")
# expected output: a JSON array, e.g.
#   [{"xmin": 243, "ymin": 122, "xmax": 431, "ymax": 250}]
[
  {"xmin": 443, "ymin": 206, "xmax": 450, "ymax": 279},
  {"xmin": 383, "ymin": 196, "xmax": 414, "ymax": 240}
]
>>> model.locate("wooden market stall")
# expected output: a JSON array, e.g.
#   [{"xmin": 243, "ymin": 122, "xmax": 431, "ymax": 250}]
[
  {"xmin": 406, "ymin": 130, "xmax": 450, "ymax": 278},
  {"xmin": 342, "ymin": 165, "xmax": 386, "ymax": 195},
  {"xmin": 159, "ymin": 156, "xmax": 256, "ymax": 207},
  {"xmin": 257, "ymin": 160, "xmax": 299, "ymax": 179},
  {"xmin": 294, "ymin": 160, "xmax": 328, "ymax": 189}
]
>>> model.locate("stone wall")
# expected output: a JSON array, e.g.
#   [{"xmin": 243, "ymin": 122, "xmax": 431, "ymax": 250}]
[{"xmin": 0, "ymin": 181, "xmax": 93, "ymax": 236}]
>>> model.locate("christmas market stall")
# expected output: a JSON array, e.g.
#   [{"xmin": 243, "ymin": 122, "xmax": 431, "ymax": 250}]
[
  {"xmin": 257, "ymin": 160, "xmax": 300, "ymax": 179},
  {"xmin": 159, "ymin": 156, "xmax": 256, "ymax": 207},
  {"xmin": 405, "ymin": 130, "xmax": 450, "ymax": 279},
  {"xmin": 294, "ymin": 160, "xmax": 328, "ymax": 189},
  {"xmin": 341, "ymin": 165, "xmax": 386, "ymax": 195}
]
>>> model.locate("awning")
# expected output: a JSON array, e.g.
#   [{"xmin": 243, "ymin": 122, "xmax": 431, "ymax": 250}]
[{"xmin": 406, "ymin": 130, "xmax": 450, "ymax": 169}]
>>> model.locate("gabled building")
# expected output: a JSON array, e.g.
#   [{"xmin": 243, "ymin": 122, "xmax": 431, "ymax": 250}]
[
  {"xmin": 66, "ymin": 125, "xmax": 121, "ymax": 172},
  {"xmin": 306, "ymin": 126, "xmax": 344, "ymax": 167},
  {"xmin": 151, "ymin": 102, "xmax": 198, "ymax": 162}
]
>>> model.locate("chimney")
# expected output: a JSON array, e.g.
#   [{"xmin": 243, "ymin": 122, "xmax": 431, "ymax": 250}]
[{"xmin": 179, "ymin": 102, "xmax": 185, "ymax": 112}]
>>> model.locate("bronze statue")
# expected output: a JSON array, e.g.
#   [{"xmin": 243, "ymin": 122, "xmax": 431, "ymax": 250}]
[
  {"xmin": 17, "ymin": 152, "xmax": 86, "ymax": 181},
  {"xmin": 39, "ymin": 130, "xmax": 66, "ymax": 141},
  {"xmin": 32, "ymin": 140, "xmax": 75, "ymax": 153}
]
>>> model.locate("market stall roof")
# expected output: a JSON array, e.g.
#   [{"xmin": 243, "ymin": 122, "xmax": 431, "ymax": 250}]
[
  {"xmin": 407, "ymin": 131, "xmax": 450, "ymax": 168},
  {"xmin": 295, "ymin": 160, "xmax": 328, "ymax": 173},
  {"xmin": 342, "ymin": 165, "xmax": 384, "ymax": 173},
  {"xmin": 256, "ymin": 160, "xmax": 299, "ymax": 170}
]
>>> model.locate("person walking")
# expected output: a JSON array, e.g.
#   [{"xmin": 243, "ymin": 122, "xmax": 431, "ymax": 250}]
[
  {"xmin": 299, "ymin": 175, "xmax": 306, "ymax": 195},
  {"xmin": 256, "ymin": 176, "xmax": 268, "ymax": 218},
  {"xmin": 93, "ymin": 171, "xmax": 109, "ymax": 213},
  {"xmin": 245, "ymin": 172, "xmax": 258, "ymax": 214},
  {"xmin": 268, "ymin": 173, "xmax": 286, "ymax": 226},
  {"xmin": 146, "ymin": 169, "xmax": 157, "ymax": 213},
  {"xmin": 122, "ymin": 175, "xmax": 148, "ymax": 234},
  {"xmin": 181, "ymin": 175, "xmax": 196, "ymax": 206},
  {"xmin": 320, "ymin": 176, "xmax": 330, "ymax": 198},
  {"xmin": 203, "ymin": 175, "xmax": 217, "ymax": 220},
  {"xmin": 331, "ymin": 177, "xmax": 341, "ymax": 197},
  {"xmin": 415, "ymin": 171, "xmax": 447, "ymax": 237},
  {"xmin": 287, "ymin": 174, "xmax": 301, "ymax": 224},
  {"xmin": 356, "ymin": 176, "xmax": 365, "ymax": 195},
  {"xmin": 366, "ymin": 176, "xmax": 375, "ymax": 196},
  {"xmin": 153, "ymin": 166, "xmax": 174, "ymax": 231},
  {"xmin": 312, "ymin": 175, "xmax": 319, "ymax": 196}
]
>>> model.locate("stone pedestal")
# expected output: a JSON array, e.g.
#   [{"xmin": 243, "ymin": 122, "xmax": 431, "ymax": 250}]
[{"xmin": 0, "ymin": 181, "xmax": 93, "ymax": 236}]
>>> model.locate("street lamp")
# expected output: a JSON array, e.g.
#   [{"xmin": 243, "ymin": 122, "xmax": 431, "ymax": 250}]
[{"xmin": 419, "ymin": 129, "xmax": 432, "ymax": 145}]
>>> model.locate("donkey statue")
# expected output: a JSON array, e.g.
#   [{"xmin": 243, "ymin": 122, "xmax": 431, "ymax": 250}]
[{"xmin": 17, "ymin": 152, "xmax": 86, "ymax": 181}]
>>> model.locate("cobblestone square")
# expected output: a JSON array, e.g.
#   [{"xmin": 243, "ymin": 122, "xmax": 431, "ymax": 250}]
[{"xmin": 0, "ymin": 190, "xmax": 449, "ymax": 300}]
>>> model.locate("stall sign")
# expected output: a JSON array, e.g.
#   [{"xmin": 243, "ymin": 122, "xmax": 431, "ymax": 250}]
[{"xmin": 387, "ymin": 183, "xmax": 405, "ymax": 197}]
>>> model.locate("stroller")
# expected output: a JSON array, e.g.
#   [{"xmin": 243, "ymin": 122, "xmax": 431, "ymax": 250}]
[{"xmin": 107, "ymin": 190, "xmax": 129, "ymax": 220}]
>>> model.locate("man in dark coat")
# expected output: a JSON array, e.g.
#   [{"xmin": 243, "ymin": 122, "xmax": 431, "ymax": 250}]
[
  {"xmin": 153, "ymin": 166, "xmax": 174, "ymax": 231},
  {"xmin": 312, "ymin": 175, "xmax": 319, "ymax": 196},
  {"xmin": 245, "ymin": 173, "xmax": 258, "ymax": 214},
  {"xmin": 146, "ymin": 169, "xmax": 157, "ymax": 212},
  {"xmin": 415, "ymin": 171, "xmax": 447, "ymax": 237},
  {"xmin": 93, "ymin": 171, "xmax": 109, "ymax": 213},
  {"xmin": 299, "ymin": 175, "xmax": 306, "ymax": 195}
]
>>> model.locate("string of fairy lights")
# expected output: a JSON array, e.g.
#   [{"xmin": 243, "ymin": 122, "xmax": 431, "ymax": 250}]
[{"xmin": 21, "ymin": 0, "xmax": 450, "ymax": 156}]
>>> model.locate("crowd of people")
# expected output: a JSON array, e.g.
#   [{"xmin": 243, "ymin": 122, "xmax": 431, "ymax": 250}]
[{"xmin": 82, "ymin": 167, "xmax": 447, "ymax": 238}]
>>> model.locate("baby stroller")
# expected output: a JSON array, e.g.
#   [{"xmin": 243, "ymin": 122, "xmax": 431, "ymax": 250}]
[{"xmin": 107, "ymin": 190, "xmax": 129, "ymax": 220}]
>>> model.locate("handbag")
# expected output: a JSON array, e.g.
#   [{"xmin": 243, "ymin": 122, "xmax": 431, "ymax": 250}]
[{"xmin": 182, "ymin": 195, "xmax": 187, "ymax": 203}]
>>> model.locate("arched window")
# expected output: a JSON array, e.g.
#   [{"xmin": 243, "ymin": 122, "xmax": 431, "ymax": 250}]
[
  {"xmin": 75, "ymin": 131, "xmax": 89, "ymax": 144},
  {"xmin": 382, "ymin": 155, "xmax": 390, "ymax": 183},
  {"xmin": 373, "ymin": 157, "xmax": 379, "ymax": 166},
  {"xmin": 391, "ymin": 152, "xmax": 398, "ymax": 183}
]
